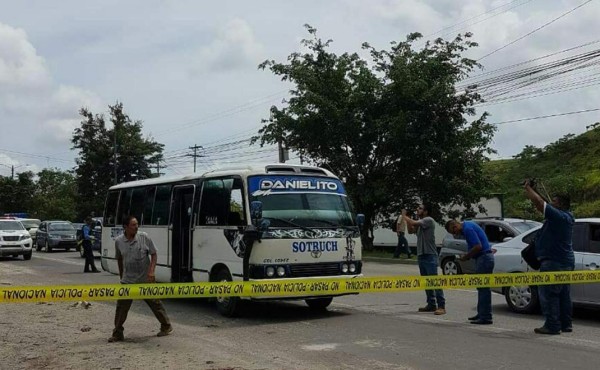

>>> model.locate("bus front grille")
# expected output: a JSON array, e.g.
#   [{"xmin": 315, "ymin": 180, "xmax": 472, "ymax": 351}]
[{"xmin": 289, "ymin": 263, "xmax": 341, "ymax": 277}]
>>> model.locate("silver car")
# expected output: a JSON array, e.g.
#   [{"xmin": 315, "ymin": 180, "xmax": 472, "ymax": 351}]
[
  {"xmin": 439, "ymin": 218, "xmax": 541, "ymax": 275},
  {"xmin": 35, "ymin": 221, "xmax": 77, "ymax": 252},
  {"xmin": 493, "ymin": 218, "xmax": 600, "ymax": 313}
]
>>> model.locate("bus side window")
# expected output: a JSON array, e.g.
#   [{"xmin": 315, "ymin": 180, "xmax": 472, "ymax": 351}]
[
  {"xmin": 228, "ymin": 179, "xmax": 245, "ymax": 226},
  {"xmin": 199, "ymin": 179, "xmax": 228, "ymax": 226},
  {"xmin": 129, "ymin": 187, "xmax": 146, "ymax": 224},
  {"xmin": 116, "ymin": 189, "xmax": 133, "ymax": 226},
  {"xmin": 104, "ymin": 191, "xmax": 119, "ymax": 227},
  {"xmin": 152, "ymin": 185, "xmax": 172, "ymax": 225},
  {"xmin": 143, "ymin": 187, "xmax": 156, "ymax": 226}
]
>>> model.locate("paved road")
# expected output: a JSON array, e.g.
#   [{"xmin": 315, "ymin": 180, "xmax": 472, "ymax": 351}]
[{"xmin": 2, "ymin": 251, "xmax": 600, "ymax": 369}]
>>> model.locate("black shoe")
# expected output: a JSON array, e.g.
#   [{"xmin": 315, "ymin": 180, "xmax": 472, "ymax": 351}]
[
  {"xmin": 561, "ymin": 327, "xmax": 573, "ymax": 333},
  {"xmin": 534, "ymin": 327, "xmax": 560, "ymax": 335},
  {"xmin": 468, "ymin": 315, "xmax": 480, "ymax": 321},
  {"xmin": 91, "ymin": 269, "xmax": 101, "ymax": 273},
  {"xmin": 470, "ymin": 319, "xmax": 493, "ymax": 325}
]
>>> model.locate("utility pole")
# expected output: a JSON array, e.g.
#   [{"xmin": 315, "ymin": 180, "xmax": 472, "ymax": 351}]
[
  {"xmin": 186, "ymin": 145, "xmax": 204, "ymax": 173},
  {"xmin": 11, "ymin": 165, "xmax": 14, "ymax": 180},
  {"xmin": 277, "ymin": 139, "xmax": 289, "ymax": 163},
  {"xmin": 113, "ymin": 124, "xmax": 118, "ymax": 184}
]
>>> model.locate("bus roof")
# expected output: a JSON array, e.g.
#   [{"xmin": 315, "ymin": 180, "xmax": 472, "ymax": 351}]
[{"xmin": 109, "ymin": 163, "xmax": 339, "ymax": 190}]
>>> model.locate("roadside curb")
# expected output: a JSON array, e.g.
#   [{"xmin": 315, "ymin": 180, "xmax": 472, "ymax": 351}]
[{"xmin": 363, "ymin": 256, "xmax": 419, "ymax": 265}]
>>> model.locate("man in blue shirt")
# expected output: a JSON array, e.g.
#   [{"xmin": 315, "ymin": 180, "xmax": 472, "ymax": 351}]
[
  {"xmin": 82, "ymin": 216, "xmax": 100, "ymax": 273},
  {"xmin": 524, "ymin": 180, "xmax": 574, "ymax": 335},
  {"xmin": 445, "ymin": 220, "xmax": 495, "ymax": 324}
]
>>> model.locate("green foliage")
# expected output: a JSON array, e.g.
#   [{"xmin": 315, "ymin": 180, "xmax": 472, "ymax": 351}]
[
  {"xmin": 71, "ymin": 102, "xmax": 164, "ymax": 220},
  {"xmin": 0, "ymin": 172, "xmax": 35, "ymax": 215},
  {"xmin": 255, "ymin": 26, "xmax": 495, "ymax": 248},
  {"xmin": 485, "ymin": 127, "xmax": 600, "ymax": 218},
  {"xmin": 31, "ymin": 169, "xmax": 77, "ymax": 221}
]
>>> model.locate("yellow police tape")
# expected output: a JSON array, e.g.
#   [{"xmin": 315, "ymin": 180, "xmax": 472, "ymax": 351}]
[{"xmin": 2, "ymin": 270, "xmax": 600, "ymax": 303}]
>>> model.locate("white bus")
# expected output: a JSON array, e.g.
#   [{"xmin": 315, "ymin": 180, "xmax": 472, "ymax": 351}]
[{"xmin": 100, "ymin": 164, "xmax": 363, "ymax": 316}]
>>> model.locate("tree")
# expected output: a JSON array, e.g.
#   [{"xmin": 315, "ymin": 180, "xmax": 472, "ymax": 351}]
[
  {"xmin": 31, "ymin": 169, "xmax": 77, "ymax": 221},
  {"xmin": 72, "ymin": 102, "xmax": 164, "ymax": 220},
  {"xmin": 254, "ymin": 26, "xmax": 495, "ymax": 248},
  {"xmin": 0, "ymin": 171, "xmax": 35, "ymax": 215}
]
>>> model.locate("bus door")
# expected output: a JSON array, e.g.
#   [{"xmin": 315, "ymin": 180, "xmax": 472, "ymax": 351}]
[{"xmin": 169, "ymin": 184, "xmax": 195, "ymax": 282}]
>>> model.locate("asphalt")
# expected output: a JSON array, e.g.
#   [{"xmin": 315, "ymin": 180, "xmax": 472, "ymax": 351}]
[{"xmin": 363, "ymin": 255, "xmax": 418, "ymax": 265}]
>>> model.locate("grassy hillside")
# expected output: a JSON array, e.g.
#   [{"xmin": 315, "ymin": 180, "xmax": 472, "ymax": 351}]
[{"xmin": 484, "ymin": 125, "xmax": 600, "ymax": 220}]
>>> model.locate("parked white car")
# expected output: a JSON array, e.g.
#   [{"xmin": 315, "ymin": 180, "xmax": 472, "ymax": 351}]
[
  {"xmin": 493, "ymin": 218, "xmax": 600, "ymax": 313},
  {"xmin": 17, "ymin": 218, "xmax": 41, "ymax": 244},
  {"xmin": 0, "ymin": 219, "xmax": 33, "ymax": 260}
]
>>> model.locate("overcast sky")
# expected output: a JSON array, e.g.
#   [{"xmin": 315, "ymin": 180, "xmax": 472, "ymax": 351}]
[{"xmin": 1, "ymin": 0, "xmax": 599, "ymax": 178}]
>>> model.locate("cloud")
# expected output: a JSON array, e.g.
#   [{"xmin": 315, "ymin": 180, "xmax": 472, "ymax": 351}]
[
  {"xmin": 0, "ymin": 22, "xmax": 104, "ymax": 150},
  {"xmin": 193, "ymin": 18, "xmax": 265, "ymax": 73},
  {"xmin": 0, "ymin": 23, "xmax": 51, "ymax": 93}
]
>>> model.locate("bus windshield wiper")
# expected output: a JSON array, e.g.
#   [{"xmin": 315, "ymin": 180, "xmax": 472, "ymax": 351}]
[
  {"xmin": 265, "ymin": 217, "xmax": 315, "ymax": 234},
  {"xmin": 312, "ymin": 219, "xmax": 354, "ymax": 230}
]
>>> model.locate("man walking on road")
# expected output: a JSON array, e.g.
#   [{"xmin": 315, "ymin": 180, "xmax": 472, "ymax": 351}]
[
  {"xmin": 404, "ymin": 203, "xmax": 445, "ymax": 315},
  {"xmin": 445, "ymin": 220, "xmax": 494, "ymax": 325},
  {"xmin": 393, "ymin": 209, "xmax": 411, "ymax": 259},
  {"xmin": 108, "ymin": 215, "xmax": 173, "ymax": 342},
  {"xmin": 524, "ymin": 180, "xmax": 574, "ymax": 335}
]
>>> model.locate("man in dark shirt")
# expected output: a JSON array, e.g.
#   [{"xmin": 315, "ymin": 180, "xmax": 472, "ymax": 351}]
[
  {"xmin": 445, "ymin": 220, "xmax": 494, "ymax": 325},
  {"xmin": 524, "ymin": 180, "xmax": 574, "ymax": 335},
  {"xmin": 82, "ymin": 216, "xmax": 100, "ymax": 273}
]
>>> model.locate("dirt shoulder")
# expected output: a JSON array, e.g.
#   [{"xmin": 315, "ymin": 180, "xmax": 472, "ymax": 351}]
[{"xmin": 0, "ymin": 262, "xmax": 300, "ymax": 370}]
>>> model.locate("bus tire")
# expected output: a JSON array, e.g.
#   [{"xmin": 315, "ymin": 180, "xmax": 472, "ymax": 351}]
[
  {"xmin": 214, "ymin": 269, "xmax": 240, "ymax": 317},
  {"xmin": 305, "ymin": 297, "xmax": 333, "ymax": 311}
]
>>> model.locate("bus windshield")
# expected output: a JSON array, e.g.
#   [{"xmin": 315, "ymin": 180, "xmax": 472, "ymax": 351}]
[{"xmin": 248, "ymin": 175, "xmax": 354, "ymax": 228}]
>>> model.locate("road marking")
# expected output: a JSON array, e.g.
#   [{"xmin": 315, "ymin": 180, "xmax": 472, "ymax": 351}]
[
  {"xmin": 33, "ymin": 254, "xmax": 82, "ymax": 267},
  {"xmin": 541, "ymin": 335, "xmax": 600, "ymax": 349},
  {"xmin": 407, "ymin": 314, "xmax": 515, "ymax": 333},
  {"xmin": 301, "ymin": 343, "xmax": 339, "ymax": 351}
]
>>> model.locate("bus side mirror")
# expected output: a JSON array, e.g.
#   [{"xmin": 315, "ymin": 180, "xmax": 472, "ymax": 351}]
[
  {"xmin": 250, "ymin": 201, "xmax": 263, "ymax": 223},
  {"xmin": 356, "ymin": 214, "xmax": 365, "ymax": 230}
]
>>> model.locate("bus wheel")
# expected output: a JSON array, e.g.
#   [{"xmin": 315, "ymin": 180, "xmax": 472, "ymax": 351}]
[
  {"xmin": 305, "ymin": 297, "xmax": 333, "ymax": 311},
  {"xmin": 215, "ymin": 269, "xmax": 240, "ymax": 317}
]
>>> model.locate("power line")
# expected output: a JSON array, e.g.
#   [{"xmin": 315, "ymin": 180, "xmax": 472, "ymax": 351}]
[
  {"xmin": 491, "ymin": 108, "xmax": 600, "ymax": 125},
  {"xmin": 477, "ymin": 0, "xmax": 594, "ymax": 61},
  {"xmin": 0, "ymin": 148, "xmax": 74, "ymax": 164},
  {"xmin": 152, "ymin": 90, "xmax": 288, "ymax": 138},
  {"xmin": 464, "ymin": 39, "xmax": 600, "ymax": 81}
]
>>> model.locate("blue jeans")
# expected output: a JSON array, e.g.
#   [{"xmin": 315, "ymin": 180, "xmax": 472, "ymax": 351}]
[
  {"xmin": 538, "ymin": 260, "xmax": 574, "ymax": 332},
  {"xmin": 475, "ymin": 253, "xmax": 495, "ymax": 321},
  {"xmin": 418, "ymin": 254, "xmax": 445, "ymax": 308},
  {"xmin": 394, "ymin": 233, "xmax": 411, "ymax": 258}
]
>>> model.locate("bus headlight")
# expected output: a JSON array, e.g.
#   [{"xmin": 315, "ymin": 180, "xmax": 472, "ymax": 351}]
[
  {"xmin": 266, "ymin": 266, "xmax": 275, "ymax": 277},
  {"xmin": 349, "ymin": 263, "xmax": 356, "ymax": 273},
  {"xmin": 341, "ymin": 263, "xmax": 349, "ymax": 273},
  {"xmin": 276, "ymin": 266, "xmax": 286, "ymax": 277}
]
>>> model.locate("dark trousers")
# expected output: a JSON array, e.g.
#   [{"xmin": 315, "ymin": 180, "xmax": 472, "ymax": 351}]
[
  {"xmin": 393, "ymin": 232, "xmax": 411, "ymax": 258},
  {"xmin": 112, "ymin": 298, "xmax": 171, "ymax": 338},
  {"xmin": 475, "ymin": 253, "xmax": 495, "ymax": 321},
  {"xmin": 539, "ymin": 260, "xmax": 574, "ymax": 332},
  {"xmin": 83, "ymin": 241, "xmax": 98, "ymax": 272},
  {"xmin": 418, "ymin": 254, "xmax": 445, "ymax": 308}
]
